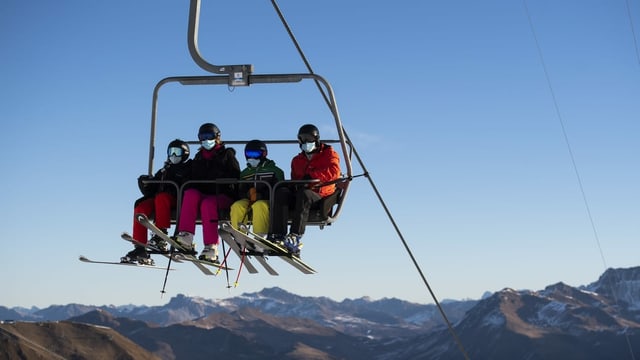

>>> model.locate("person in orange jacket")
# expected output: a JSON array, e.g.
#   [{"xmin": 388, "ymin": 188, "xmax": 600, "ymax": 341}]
[{"xmin": 270, "ymin": 124, "xmax": 341, "ymax": 255}]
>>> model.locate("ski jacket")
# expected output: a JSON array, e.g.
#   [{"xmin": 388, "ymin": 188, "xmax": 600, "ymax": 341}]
[
  {"xmin": 238, "ymin": 158, "xmax": 285, "ymax": 201},
  {"xmin": 291, "ymin": 143, "xmax": 341, "ymax": 198},
  {"xmin": 186, "ymin": 144, "xmax": 241, "ymax": 197},
  {"xmin": 138, "ymin": 160, "xmax": 191, "ymax": 198}
]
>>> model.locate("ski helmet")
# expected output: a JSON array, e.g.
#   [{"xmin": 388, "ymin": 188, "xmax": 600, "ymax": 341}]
[
  {"xmin": 244, "ymin": 139, "xmax": 268, "ymax": 159},
  {"xmin": 167, "ymin": 139, "xmax": 190, "ymax": 163},
  {"xmin": 297, "ymin": 124, "xmax": 320, "ymax": 144},
  {"xmin": 198, "ymin": 123, "xmax": 220, "ymax": 141}
]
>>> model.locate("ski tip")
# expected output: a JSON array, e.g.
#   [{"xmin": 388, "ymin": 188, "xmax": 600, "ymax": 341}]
[{"xmin": 79, "ymin": 255, "xmax": 89, "ymax": 262}]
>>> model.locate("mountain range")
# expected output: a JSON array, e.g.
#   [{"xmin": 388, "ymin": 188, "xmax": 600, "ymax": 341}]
[{"xmin": 1, "ymin": 266, "xmax": 639, "ymax": 359}]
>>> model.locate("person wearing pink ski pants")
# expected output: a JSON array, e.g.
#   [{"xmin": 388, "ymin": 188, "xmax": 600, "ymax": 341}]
[{"xmin": 178, "ymin": 188, "xmax": 233, "ymax": 246}]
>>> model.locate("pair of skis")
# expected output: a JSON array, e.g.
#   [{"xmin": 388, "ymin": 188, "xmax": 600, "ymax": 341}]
[
  {"xmin": 219, "ymin": 222, "xmax": 316, "ymax": 275},
  {"xmin": 78, "ymin": 232, "xmax": 176, "ymax": 271},
  {"xmin": 79, "ymin": 214, "xmax": 232, "ymax": 276}
]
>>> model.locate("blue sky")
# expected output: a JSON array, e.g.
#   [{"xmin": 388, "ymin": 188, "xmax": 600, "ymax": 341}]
[{"xmin": 1, "ymin": 1, "xmax": 638, "ymax": 308}]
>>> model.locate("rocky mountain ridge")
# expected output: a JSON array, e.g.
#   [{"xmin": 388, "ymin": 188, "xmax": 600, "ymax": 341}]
[{"xmin": 2, "ymin": 266, "xmax": 639, "ymax": 359}]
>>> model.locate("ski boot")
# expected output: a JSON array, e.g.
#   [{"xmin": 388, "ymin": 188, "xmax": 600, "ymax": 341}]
[
  {"xmin": 267, "ymin": 233, "xmax": 285, "ymax": 246},
  {"xmin": 121, "ymin": 246, "xmax": 154, "ymax": 266},
  {"xmin": 148, "ymin": 234, "xmax": 168, "ymax": 252},
  {"xmin": 284, "ymin": 234, "xmax": 303, "ymax": 257},
  {"xmin": 174, "ymin": 232, "xmax": 195, "ymax": 253},
  {"xmin": 199, "ymin": 245, "xmax": 219, "ymax": 265}
]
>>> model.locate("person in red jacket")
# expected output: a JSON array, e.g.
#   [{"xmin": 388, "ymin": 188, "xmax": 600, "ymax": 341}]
[{"xmin": 270, "ymin": 124, "xmax": 341, "ymax": 255}]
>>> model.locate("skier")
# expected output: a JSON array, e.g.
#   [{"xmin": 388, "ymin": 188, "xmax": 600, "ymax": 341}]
[
  {"xmin": 230, "ymin": 140, "xmax": 285, "ymax": 237},
  {"xmin": 270, "ymin": 124, "xmax": 341, "ymax": 255},
  {"xmin": 174, "ymin": 123, "xmax": 241, "ymax": 264},
  {"xmin": 121, "ymin": 139, "xmax": 191, "ymax": 265}
]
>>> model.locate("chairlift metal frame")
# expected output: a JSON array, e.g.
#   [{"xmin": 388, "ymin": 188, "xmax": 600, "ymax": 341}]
[{"xmin": 144, "ymin": 0, "xmax": 352, "ymax": 227}]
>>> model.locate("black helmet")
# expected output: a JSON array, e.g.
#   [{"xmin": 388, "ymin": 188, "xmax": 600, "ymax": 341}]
[
  {"xmin": 198, "ymin": 123, "xmax": 220, "ymax": 141},
  {"xmin": 297, "ymin": 124, "xmax": 320, "ymax": 144},
  {"xmin": 167, "ymin": 139, "xmax": 190, "ymax": 163},
  {"xmin": 244, "ymin": 139, "xmax": 268, "ymax": 159}
]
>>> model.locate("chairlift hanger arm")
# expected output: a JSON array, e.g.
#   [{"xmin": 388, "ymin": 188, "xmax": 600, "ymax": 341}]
[
  {"xmin": 188, "ymin": 0, "xmax": 253, "ymax": 85},
  {"xmin": 186, "ymin": 0, "xmax": 340, "ymax": 100}
]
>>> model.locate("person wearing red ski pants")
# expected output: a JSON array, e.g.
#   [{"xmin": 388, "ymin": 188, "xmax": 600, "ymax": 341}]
[{"xmin": 132, "ymin": 192, "xmax": 176, "ymax": 244}]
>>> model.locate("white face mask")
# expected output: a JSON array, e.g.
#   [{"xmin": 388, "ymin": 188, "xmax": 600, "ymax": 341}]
[
  {"xmin": 301, "ymin": 142, "xmax": 316, "ymax": 153},
  {"xmin": 247, "ymin": 158, "xmax": 261, "ymax": 168},
  {"xmin": 201, "ymin": 139, "xmax": 216, "ymax": 150},
  {"xmin": 169, "ymin": 155, "xmax": 182, "ymax": 164}
]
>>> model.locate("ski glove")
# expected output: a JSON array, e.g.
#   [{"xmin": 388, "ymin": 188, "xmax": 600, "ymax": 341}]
[
  {"xmin": 248, "ymin": 187, "xmax": 257, "ymax": 204},
  {"xmin": 138, "ymin": 175, "xmax": 155, "ymax": 197}
]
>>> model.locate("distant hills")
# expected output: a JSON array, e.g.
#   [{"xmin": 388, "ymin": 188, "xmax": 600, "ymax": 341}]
[{"xmin": 1, "ymin": 267, "xmax": 639, "ymax": 359}]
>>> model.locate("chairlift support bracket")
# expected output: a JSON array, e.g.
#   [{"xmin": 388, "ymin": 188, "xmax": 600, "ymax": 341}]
[{"xmin": 187, "ymin": 0, "xmax": 253, "ymax": 86}]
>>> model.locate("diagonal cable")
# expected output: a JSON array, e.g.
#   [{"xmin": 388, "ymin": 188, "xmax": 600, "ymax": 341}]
[
  {"xmin": 524, "ymin": 1, "xmax": 635, "ymax": 358},
  {"xmin": 270, "ymin": 1, "xmax": 470, "ymax": 358},
  {"xmin": 625, "ymin": 0, "xmax": 640, "ymax": 65}
]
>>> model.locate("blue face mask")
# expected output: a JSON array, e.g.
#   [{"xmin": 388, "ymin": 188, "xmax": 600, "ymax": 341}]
[
  {"xmin": 201, "ymin": 139, "xmax": 216, "ymax": 150},
  {"xmin": 247, "ymin": 158, "xmax": 261, "ymax": 168},
  {"xmin": 301, "ymin": 142, "xmax": 316, "ymax": 153}
]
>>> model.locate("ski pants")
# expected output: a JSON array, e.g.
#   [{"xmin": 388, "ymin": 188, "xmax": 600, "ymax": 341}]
[
  {"xmin": 132, "ymin": 192, "xmax": 176, "ymax": 243},
  {"xmin": 178, "ymin": 188, "xmax": 233, "ymax": 246},
  {"xmin": 271, "ymin": 186, "xmax": 322, "ymax": 237},
  {"xmin": 230, "ymin": 199, "xmax": 270, "ymax": 235}
]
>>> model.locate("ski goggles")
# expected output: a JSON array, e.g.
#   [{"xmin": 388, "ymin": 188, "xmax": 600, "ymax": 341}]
[
  {"xmin": 298, "ymin": 135, "xmax": 316, "ymax": 143},
  {"xmin": 167, "ymin": 147, "xmax": 184, "ymax": 157},
  {"xmin": 245, "ymin": 149, "xmax": 264, "ymax": 159},
  {"xmin": 198, "ymin": 132, "xmax": 217, "ymax": 141}
]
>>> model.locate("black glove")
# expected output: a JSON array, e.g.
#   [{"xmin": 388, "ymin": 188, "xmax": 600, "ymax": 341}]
[{"xmin": 137, "ymin": 175, "xmax": 155, "ymax": 197}]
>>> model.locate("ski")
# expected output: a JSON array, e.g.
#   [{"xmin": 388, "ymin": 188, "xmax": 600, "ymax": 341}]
[
  {"xmin": 135, "ymin": 213, "xmax": 232, "ymax": 275},
  {"xmin": 218, "ymin": 226, "xmax": 262, "ymax": 274},
  {"xmin": 170, "ymin": 252, "xmax": 237, "ymax": 272},
  {"xmin": 220, "ymin": 222, "xmax": 316, "ymax": 274},
  {"xmin": 78, "ymin": 255, "xmax": 175, "ymax": 270},
  {"xmin": 121, "ymin": 232, "xmax": 166, "ymax": 253},
  {"xmin": 251, "ymin": 254, "xmax": 279, "ymax": 276},
  {"xmin": 121, "ymin": 232, "xmax": 184, "ymax": 263}
]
